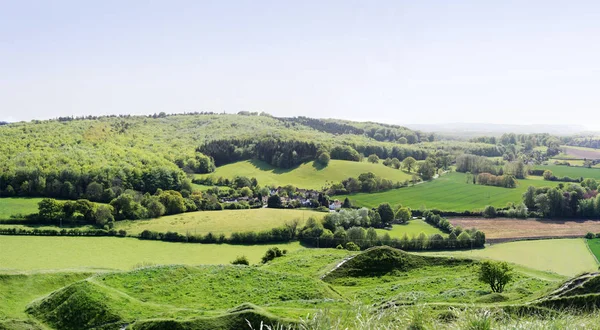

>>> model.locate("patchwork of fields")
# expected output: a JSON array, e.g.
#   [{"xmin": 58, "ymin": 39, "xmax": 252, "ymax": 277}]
[
  {"xmin": 197, "ymin": 159, "xmax": 414, "ymax": 190},
  {"xmin": 449, "ymin": 218, "xmax": 600, "ymax": 241},
  {"xmin": 560, "ymin": 146, "xmax": 600, "ymax": 159},
  {"xmin": 339, "ymin": 172, "xmax": 560, "ymax": 211}
]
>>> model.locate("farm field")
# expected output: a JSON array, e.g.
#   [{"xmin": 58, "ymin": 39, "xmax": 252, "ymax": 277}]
[
  {"xmin": 422, "ymin": 239, "xmax": 598, "ymax": 277},
  {"xmin": 0, "ymin": 236, "xmax": 303, "ymax": 271},
  {"xmin": 115, "ymin": 208, "xmax": 325, "ymax": 236},
  {"xmin": 534, "ymin": 164, "xmax": 600, "ymax": 179},
  {"xmin": 375, "ymin": 220, "xmax": 446, "ymax": 238},
  {"xmin": 339, "ymin": 172, "xmax": 560, "ymax": 211},
  {"xmin": 587, "ymin": 238, "xmax": 600, "ymax": 263},
  {"xmin": 197, "ymin": 159, "xmax": 414, "ymax": 190},
  {"xmin": 0, "ymin": 197, "xmax": 44, "ymax": 219},
  {"xmin": 448, "ymin": 218, "xmax": 600, "ymax": 240},
  {"xmin": 560, "ymin": 146, "xmax": 600, "ymax": 159}
]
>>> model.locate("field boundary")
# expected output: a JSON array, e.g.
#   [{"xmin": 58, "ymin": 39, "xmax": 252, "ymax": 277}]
[
  {"xmin": 584, "ymin": 239, "xmax": 600, "ymax": 266},
  {"xmin": 487, "ymin": 234, "xmax": 584, "ymax": 244}
]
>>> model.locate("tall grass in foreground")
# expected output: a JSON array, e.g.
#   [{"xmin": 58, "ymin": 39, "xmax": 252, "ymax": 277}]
[{"xmin": 248, "ymin": 305, "xmax": 600, "ymax": 330}]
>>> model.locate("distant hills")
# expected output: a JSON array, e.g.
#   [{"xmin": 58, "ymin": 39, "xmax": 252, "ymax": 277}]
[{"xmin": 406, "ymin": 123, "xmax": 590, "ymax": 136}]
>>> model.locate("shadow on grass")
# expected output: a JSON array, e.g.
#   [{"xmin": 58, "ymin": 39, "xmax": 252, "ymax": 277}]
[{"xmin": 248, "ymin": 159, "xmax": 315, "ymax": 175}]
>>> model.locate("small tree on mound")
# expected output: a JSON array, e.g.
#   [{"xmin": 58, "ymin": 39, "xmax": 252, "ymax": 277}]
[
  {"xmin": 231, "ymin": 256, "xmax": 249, "ymax": 265},
  {"xmin": 478, "ymin": 261, "xmax": 513, "ymax": 293}
]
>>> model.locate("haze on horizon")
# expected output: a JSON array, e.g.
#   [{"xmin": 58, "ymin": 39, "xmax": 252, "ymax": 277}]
[{"xmin": 1, "ymin": 1, "xmax": 599, "ymax": 130}]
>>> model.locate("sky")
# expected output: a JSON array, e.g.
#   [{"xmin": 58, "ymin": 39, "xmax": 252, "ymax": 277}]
[{"xmin": 1, "ymin": 0, "xmax": 599, "ymax": 129}]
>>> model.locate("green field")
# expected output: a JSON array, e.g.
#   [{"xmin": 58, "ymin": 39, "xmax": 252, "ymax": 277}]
[
  {"xmin": 534, "ymin": 164, "xmax": 600, "ymax": 179},
  {"xmin": 339, "ymin": 172, "xmax": 560, "ymax": 211},
  {"xmin": 0, "ymin": 197, "xmax": 44, "ymax": 219},
  {"xmin": 115, "ymin": 208, "xmax": 325, "ymax": 236},
  {"xmin": 586, "ymin": 238, "xmax": 600, "ymax": 264},
  {"xmin": 0, "ymin": 236, "xmax": 302, "ymax": 271},
  {"xmin": 198, "ymin": 159, "xmax": 414, "ymax": 190},
  {"xmin": 422, "ymin": 239, "xmax": 598, "ymax": 277},
  {"xmin": 375, "ymin": 220, "xmax": 446, "ymax": 238}
]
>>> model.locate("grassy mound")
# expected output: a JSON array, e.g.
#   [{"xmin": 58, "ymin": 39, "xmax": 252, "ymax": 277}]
[
  {"xmin": 132, "ymin": 304, "xmax": 292, "ymax": 330},
  {"xmin": 323, "ymin": 246, "xmax": 472, "ymax": 281},
  {"xmin": 535, "ymin": 272, "xmax": 600, "ymax": 311}
]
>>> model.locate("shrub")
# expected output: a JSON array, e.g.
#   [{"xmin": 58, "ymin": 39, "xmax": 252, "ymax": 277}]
[
  {"xmin": 261, "ymin": 247, "xmax": 284, "ymax": 263},
  {"xmin": 231, "ymin": 256, "xmax": 249, "ymax": 265},
  {"xmin": 478, "ymin": 261, "xmax": 513, "ymax": 293},
  {"xmin": 482, "ymin": 205, "xmax": 497, "ymax": 218},
  {"xmin": 345, "ymin": 242, "xmax": 360, "ymax": 251},
  {"xmin": 585, "ymin": 232, "xmax": 595, "ymax": 239},
  {"xmin": 336, "ymin": 244, "xmax": 344, "ymax": 249}
]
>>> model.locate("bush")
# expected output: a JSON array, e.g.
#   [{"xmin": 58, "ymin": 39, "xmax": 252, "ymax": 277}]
[
  {"xmin": 478, "ymin": 261, "xmax": 513, "ymax": 293},
  {"xmin": 231, "ymin": 256, "xmax": 249, "ymax": 265},
  {"xmin": 345, "ymin": 242, "xmax": 360, "ymax": 251},
  {"xmin": 261, "ymin": 247, "xmax": 285, "ymax": 263},
  {"xmin": 585, "ymin": 232, "xmax": 595, "ymax": 239},
  {"xmin": 482, "ymin": 205, "xmax": 497, "ymax": 218},
  {"xmin": 336, "ymin": 244, "xmax": 344, "ymax": 249}
]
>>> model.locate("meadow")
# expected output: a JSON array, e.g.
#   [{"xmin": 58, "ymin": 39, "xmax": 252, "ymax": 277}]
[
  {"xmin": 339, "ymin": 172, "xmax": 560, "ymax": 211},
  {"xmin": 197, "ymin": 159, "xmax": 414, "ymax": 190},
  {"xmin": 0, "ymin": 197, "xmax": 44, "ymax": 219},
  {"xmin": 375, "ymin": 219, "xmax": 446, "ymax": 238},
  {"xmin": 115, "ymin": 208, "xmax": 324, "ymax": 236},
  {"xmin": 534, "ymin": 164, "xmax": 600, "ymax": 179},
  {"xmin": 0, "ymin": 236, "xmax": 302, "ymax": 271},
  {"xmin": 449, "ymin": 218, "xmax": 600, "ymax": 240},
  {"xmin": 587, "ymin": 238, "xmax": 600, "ymax": 263},
  {"xmin": 422, "ymin": 238, "xmax": 598, "ymax": 277}
]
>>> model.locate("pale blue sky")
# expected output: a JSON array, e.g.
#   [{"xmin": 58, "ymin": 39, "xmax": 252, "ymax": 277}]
[{"xmin": 1, "ymin": 1, "xmax": 599, "ymax": 128}]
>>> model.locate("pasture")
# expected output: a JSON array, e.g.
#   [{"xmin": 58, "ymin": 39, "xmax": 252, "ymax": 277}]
[
  {"xmin": 587, "ymin": 238, "xmax": 600, "ymax": 263},
  {"xmin": 197, "ymin": 159, "xmax": 413, "ymax": 190},
  {"xmin": 115, "ymin": 208, "xmax": 324, "ymax": 236},
  {"xmin": 0, "ymin": 236, "xmax": 302, "ymax": 271},
  {"xmin": 0, "ymin": 197, "xmax": 44, "ymax": 219},
  {"xmin": 449, "ymin": 218, "xmax": 600, "ymax": 240},
  {"xmin": 534, "ymin": 164, "xmax": 600, "ymax": 179},
  {"xmin": 375, "ymin": 220, "xmax": 446, "ymax": 238},
  {"xmin": 422, "ymin": 239, "xmax": 598, "ymax": 277},
  {"xmin": 339, "ymin": 172, "xmax": 559, "ymax": 211}
]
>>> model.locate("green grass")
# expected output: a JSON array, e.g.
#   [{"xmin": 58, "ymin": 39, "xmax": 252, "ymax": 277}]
[
  {"xmin": 420, "ymin": 239, "xmax": 598, "ymax": 277},
  {"xmin": 198, "ymin": 159, "xmax": 414, "ymax": 190},
  {"xmin": 375, "ymin": 220, "xmax": 446, "ymax": 238},
  {"xmin": 0, "ymin": 236, "xmax": 303, "ymax": 271},
  {"xmin": 586, "ymin": 238, "xmax": 600, "ymax": 264},
  {"xmin": 534, "ymin": 164, "xmax": 600, "ymax": 179},
  {"xmin": 262, "ymin": 248, "xmax": 355, "ymax": 278},
  {"xmin": 115, "ymin": 208, "xmax": 325, "ymax": 236},
  {"xmin": 339, "ymin": 172, "xmax": 560, "ymax": 211},
  {"xmin": 0, "ymin": 198, "xmax": 44, "ymax": 219}
]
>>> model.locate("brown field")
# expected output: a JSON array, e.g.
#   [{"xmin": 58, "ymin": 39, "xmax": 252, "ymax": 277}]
[
  {"xmin": 449, "ymin": 218, "xmax": 600, "ymax": 242},
  {"xmin": 562, "ymin": 146, "xmax": 600, "ymax": 159}
]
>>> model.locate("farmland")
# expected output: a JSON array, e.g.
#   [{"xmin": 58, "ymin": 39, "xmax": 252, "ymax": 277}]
[
  {"xmin": 198, "ymin": 159, "xmax": 414, "ymax": 190},
  {"xmin": 115, "ymin": 208, "xmax": 324, "ymax": 236},
  {"xmin": 339, "ymin": 172, "xmax": 560, "ymax": 211},
  {"xmin": 375, "ymin": 219, "xmax": 446, "ymax": 238},
  {"xmin": 0, "ymin": 236, "xmax": 302, "ymax": 271},
  {"xmin": 587, "ymin": 238, "xmax": 600, "ymax": 262},
  {"xmin": 534, "ymin": 164, "xmax": 600, "ymax": 179},
  {"xmin": 560, "ymin": 146, "xmax": 600, "ymax": 159},
  {"xmin": 422, "ymin": 239, "xmax": 598, "ymax": 276},
  {"xmin": 0, "ymin": 197, "xmax": 44, "ymax": 219},
  {"xmin": 449, "ymin": 218, "xmax": 600, "ymax": 241}
]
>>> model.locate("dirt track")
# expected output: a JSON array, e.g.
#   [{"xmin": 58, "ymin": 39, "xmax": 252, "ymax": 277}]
[{"xmin": 449, "ymin": 218, "xmax": 600, "ymax": 240}]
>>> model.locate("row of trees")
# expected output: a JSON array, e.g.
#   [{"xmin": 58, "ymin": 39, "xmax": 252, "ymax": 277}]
[
  {"xmin": 476, "ymin": 173, "xmax": 517, "ymax": 188},
  {"xmin": 328, "ymin": 172, "xmax": 408, "ymax": 195},
  {"xmin": 522, "ymin": 183, "xmax": 600, "ymax": 218}
]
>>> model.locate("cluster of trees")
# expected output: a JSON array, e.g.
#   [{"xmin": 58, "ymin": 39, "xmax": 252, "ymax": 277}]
[
  {"xmin": 0, "ymin": 227, "xmax": 127, "ymax": 237},
  {"xmin": 321, "ymin": 206, "xmax": 410, "ymax": 231},
  {"xmin": 456, "ymin": 155, "xmax": 497, "ymax": 174},
  {"xmin": 565, "ymin": 137, "xmax": 600, "ymax": 150},
  {"xmin": 35, "ymin": 198, "xmax": 115, "ymax": 226},
  {"xmin": 328, "ymin": 172, "xmax": 407, "ymax": 195},
  {"xmin": 521, "ymin": 183, "xmax": 600, "ymax": 218},
  {"xmin": 476, "ymin": 173, "xmax": 517, "ymax": 188},
  {"xmin": 541, "ymin": 170, "xmax": 583, "ymax": 183}
]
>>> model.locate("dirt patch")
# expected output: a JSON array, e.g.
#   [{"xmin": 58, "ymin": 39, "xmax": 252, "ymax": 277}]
[
  {"xmin": 449, "ymin": 218, "xmax": 600, "ymax": 240},
  {"xmin": 562, "ymin": 146, "xmax": 600, "ymax": 159}
]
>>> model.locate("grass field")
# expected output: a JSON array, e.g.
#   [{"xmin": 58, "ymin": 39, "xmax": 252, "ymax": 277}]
[
  {"xmin": 115, "ymin": 208, "xmax": 325, "ymax": 236},
  {"xmin": 422, "ymin": 239, "xmax": 598, "ymax": 277},
  {"xmin": 375, "ymin": 220, "xmax": 446, "ymax": 238},
  {"xmin": 534, "ymin": 164, "xmax": 600, "ymax": 179},
  {"xmin": 0, "ymin": 236, "xmax": 303, "ymax": 271},
  {"xmin": 0, "ymin": 197, "xmax": 44, "ymax": 219},
  {"xmin": 586, "ymin": 238, "xmax": 600, "ymax": 264},
  {"xmin": 198, "ymin": 159, "xmax": 414, "ymax": 190},
  {"xmin": 449, "ymin": 218, "xmax": 600, "ymax": 240},
  {"xmin": 339, "ymin": 172, "xmax": 560, "ymax": 211}
]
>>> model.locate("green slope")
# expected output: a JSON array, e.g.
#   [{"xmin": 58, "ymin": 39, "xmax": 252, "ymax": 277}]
[
  {"xmin": 199, "ymin": 159, "xmax": 414, "ymax": 190},
  {"xmin": 340, "ymin": 172, "xmax": 560, "ymax": 211},
  {"xmin": 533, "ymin": 164, "xmax": 600, "ymax": 180}
]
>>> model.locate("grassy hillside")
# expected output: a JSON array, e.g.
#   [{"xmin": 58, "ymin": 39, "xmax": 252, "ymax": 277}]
[
  {"xmin": 340, "ymin": 172, "xmax": 560, "ymax": 211},
  {"xmin": 115, "ymin": 208, "xmax": 325, "ymax": 236},
  {"xmin": 534, "ymin": 164, "xmax": 600, "ymax": 179},
  {"xmin": 0, "ymin": 236, "xmax": 302, "ymax": 271},
  {"xmin": 421, "ymin": 239, "xmax": 598, "ymax": 277},
  {"xmin": 198, "ymin": 159, "xmax": 414, "ymax": 190},
  {"xmin": 0, "ymin": 198, "xmax": 43, "ymax": 219}
]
